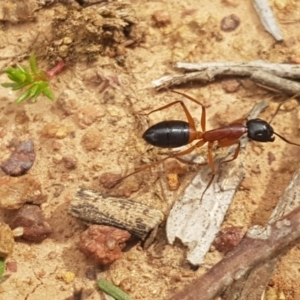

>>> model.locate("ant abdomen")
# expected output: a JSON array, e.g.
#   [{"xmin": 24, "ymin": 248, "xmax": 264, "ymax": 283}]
[{"xmin": 143, "ymin": 120, "xmax": 190, "ymax": 148}]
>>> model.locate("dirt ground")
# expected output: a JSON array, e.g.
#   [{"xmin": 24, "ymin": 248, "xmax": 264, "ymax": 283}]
[{"xmin": 1, "ymin": 0, "xmax": 300, "ymax": 299}]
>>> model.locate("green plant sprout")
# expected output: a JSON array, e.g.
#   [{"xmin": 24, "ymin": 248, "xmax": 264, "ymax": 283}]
[
  {"xmin": 98, "ymin": 279, "xmax": 132, "ymax": 300},
  {"xmin": 1, "ymin": 54, "xmax": 65, "ymax": 103}
]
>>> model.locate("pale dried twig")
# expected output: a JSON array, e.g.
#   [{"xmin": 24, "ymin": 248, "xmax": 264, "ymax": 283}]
[
  {"xmin": 175, "ymin": 61, "xmax": 300, "ymax": 77},
  {"xmin": 153, "ymin": 61, "xmax": 300, "ymax": 95}
]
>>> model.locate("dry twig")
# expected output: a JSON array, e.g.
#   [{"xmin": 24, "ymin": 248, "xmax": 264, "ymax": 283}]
[
  {"xmin": 168, "ymin": 166, "xmax": 300, "ymax": 300},
  {"xmin": 153, "ymin": 61, "xmax": 300, "ymax": 95}
]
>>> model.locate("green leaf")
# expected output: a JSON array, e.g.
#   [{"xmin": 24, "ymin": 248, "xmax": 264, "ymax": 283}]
[
  {"xmin": 31, "ymin": 88, "xmax": 43, "ymax": 102},
  {"xmin": 16, "ymin": 89, "xmax": 32, "ymax": 104},
  {"xmin": 2, "ymin": 82, "xmax": 30, "ymax": 90},
  {"xmin": 97, "ymin": 279, "xmax": 132, "ymax": 300},
  {"xmin": 1, "ymin": 82, "xmax": 18, "ymax": 88},
  {"xmin": 22, "ymin": 66, "xmax": 34, "ymax": 83},
  {"xmin": 11, "ymin": 82, "xmax": 31, "ymax": 90},
  {"xmin": 0, "ymin": 259, "xmax": 4, "ymax": 279},
  {"xmin": 36, "ymin": 81, "xmax": 49, "ymax": 89},
  {"xmin": 17, "ymin": 64, "xmax": 26, "ymax": 73},
  {"xmin": 29, "ymin": 54, "xmax": 38, "ymax": 74},
  {"xmin": 42, "ymin": 87, "xmax": 55, "ymax": 100},
  {"xmin": 5, "ymin": 68, "xmax": 26, "ymax": 83},
  {"xmin": 6, "ymin": 72, "xmax": 20, "ymax": 82},
  {"xmin": 28, "ymin": 84, "xmax": 39, "ymax": 98}
]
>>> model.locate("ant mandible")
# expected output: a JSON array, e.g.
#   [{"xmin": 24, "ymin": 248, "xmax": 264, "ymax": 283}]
[{"xmin": 116, "ymin": 90, "xmax": 300, "ymax": 200}]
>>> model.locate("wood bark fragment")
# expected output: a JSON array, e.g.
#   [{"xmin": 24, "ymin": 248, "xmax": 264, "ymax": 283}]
[
  {"xmin": 252, "ymin": 0, "xmax": 283, "ymax": 41},
  {"xmin": 153, "ymin": 61, "xmax": 300, "ymax": 95},
  {"xmin": 69, "ymin": 188, "xmax": 164, "ymax": 239},
  {"xmin": 168, "ymin": 166, "xmax": 300, "ymax": 300}
]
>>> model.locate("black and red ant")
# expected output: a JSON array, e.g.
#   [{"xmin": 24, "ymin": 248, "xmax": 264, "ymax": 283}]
[{"xmin": 115, "ymin": 90, "xmax": 300, "ymax": 200}]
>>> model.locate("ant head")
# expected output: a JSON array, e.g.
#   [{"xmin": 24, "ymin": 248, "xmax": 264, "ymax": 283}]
[{"xmin": 246, "ymin": 118, "xmax": 275, "ymax": 142}]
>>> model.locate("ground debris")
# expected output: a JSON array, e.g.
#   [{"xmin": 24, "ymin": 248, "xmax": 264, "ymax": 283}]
[
  {"xmin": 252, "ymin": 0, "xmax": 283, "ymax": 41},
  {"xmin": 0, "ymin": 1, "xmax": 37, "ymax": 23},
  {"xmin": 168, "ymin": 160, "xmax": 300, "ymax": 300},
  {"xmin": 44, "ymin": 0, "xmax": 145, "ymax": 62},
  {"xmin": 0, "ymin": 222, "xmax": 14, "ymax": 258},
  {"xmin": 81, "ymin": 128, "xmax": 102, "ymax": 150},
  {"xmin": 170, "ymin": 205, "xmax": 300, "ymax": 300},
  {"xmin": 62, "ymin": 156, "xmax": 78, "ymax": 170},
  {"xmin": 41, "ymin": 123, "xmax": 74, "ymax": 139},
  {"xmin": 1, "ymin": 140, "xmax": 35, "ymax": 176},
  {"xmin": 152, "ymin": 10, "xmax": 171, "ymax": 27},
  {"xmin": 69, "ymin": 188, "xmax": 164, "ymax": 239},
  {"xmin": 213, "ymin": 226, "xmax": 245, "ymax": 254},
  {"xmin": 78, "ymin": 225, "xmax": 131, "ymax": 265},
  {"xmin": 220, "ymin": 14, "xmax": 240, "ymax": 32},
  {"xmin": 9, "ymin": 204, "xmax": 53, "ymax": 242},
  {"xmin": 0, "ymin": 175, "xmax": 46, "ymax": 209},
  {"xmin": 154, "ymin": 61, "xmax": 300, "ymax": 95}
]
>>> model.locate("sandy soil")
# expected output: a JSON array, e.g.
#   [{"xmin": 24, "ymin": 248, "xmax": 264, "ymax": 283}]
[{"xmin": 1, "ymin": 0, "xmax": 300, "ymax": 299}]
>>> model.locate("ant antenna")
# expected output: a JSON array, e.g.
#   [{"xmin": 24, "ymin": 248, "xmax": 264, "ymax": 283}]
[
  {"xmin": 268, "ymin": 92, "xmax": 300, "ymax": 147},
  {"xmin": 273, "ymin": 132, "xmax": 300, "ymax": 147},
  {"xmin": 269, "ymin": 92, "xmax": 300, "ymax": 124}
]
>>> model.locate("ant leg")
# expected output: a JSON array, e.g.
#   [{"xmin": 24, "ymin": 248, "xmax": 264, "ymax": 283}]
[
  {"xmin": 200, "ymin": 142, "xmax": 216, "ymax": 200},
  {"xmin": 112, "ymin": 140, "xmax": 206, "ymax": 187},
  {"xmin": 269, "ymin": 91, "xmax": 300, "ymax": 124},
  {"xmin": 145, "ymin": 100, "xmax": 197, "ymax": 131},
  {"xmin": 200, "ymin": 140, "xmax": 240, "ymax": 201},
  {"xmin": 171, "ymin": 90, "xmax": 206, "ymax": 132},
  {"xmin": 217, "ymin": 140, "xmax": 241, "ymax": 167}
]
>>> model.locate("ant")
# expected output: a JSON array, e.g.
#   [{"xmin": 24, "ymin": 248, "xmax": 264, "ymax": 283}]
[{"xmin": 114, "ymin": 90, "xmax": 300, "ymax": 200}]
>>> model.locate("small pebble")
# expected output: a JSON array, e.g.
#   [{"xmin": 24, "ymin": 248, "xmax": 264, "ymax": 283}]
[
  {"xmin": 41, "ymin": 123, "xmax": 73, "ymax": 139},
  {"xmin": 6, "ymin": 261, "xmax": 17, "ymax": 272},
  {"xmin": 213, "ymin": 226, "xmax": 244, "ymax": 254},
  {"xmin": 9, "ymin": 204, "xmax": 53, "ymax": 242},
  {"xmin": 166, "ymin": 173, "xmax": 179, "ymax": 191},
  {"xmin": 0, "ymin": 175, "xmax": 46, "ymax": 209},
  {"xmin": 63, "ymin": 156, "xmax": 78, "ymax": 170},
  {"xmin": 222, "ymin": 80, "xmax": 240, "ymax": 93},
  {"xmin": 85, "ymin": 266, "xmax": 97, "ymax": 280},
  {"xmin": 78, "ymin": 225, "xmax": 131, "ymax": 265},
  {"xmin": 220, "ymin": 14, "xmax": 240, "ymax": 32},
  {"xmin": 1, "ymin": 140, "xmax": 35, "ymax": 176},
  {"xmin": 81, "ymin": 128, "xmax": 102, "ymax": 150},
  {"xmin": 61, "ymin": 271, "xmax": 75, "ymax": 284},
  {"xmin": 152, "ymin": 10, "xmax": 171, "ymax": 27}
]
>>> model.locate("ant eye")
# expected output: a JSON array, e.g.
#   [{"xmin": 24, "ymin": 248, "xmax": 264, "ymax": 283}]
[{"xmin": 246, "ymin": 119, "xmax": 275, "ymax": 142}]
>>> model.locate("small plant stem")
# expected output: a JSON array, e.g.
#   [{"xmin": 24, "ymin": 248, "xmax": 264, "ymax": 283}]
[{"xmin": 46, "ymin": 61, "xmax": 66, "ymax": 79}]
